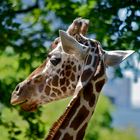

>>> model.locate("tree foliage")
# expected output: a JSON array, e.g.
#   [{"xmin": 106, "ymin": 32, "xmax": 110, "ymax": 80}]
[{"xmin": 0, "ymin": 0, "xmax": 139, "ymax": 139}]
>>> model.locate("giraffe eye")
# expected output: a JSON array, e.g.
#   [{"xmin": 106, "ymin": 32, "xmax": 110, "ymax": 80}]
[{"xmin": 50, "ymin": 58, "xmax": 61, "ymax": 66}]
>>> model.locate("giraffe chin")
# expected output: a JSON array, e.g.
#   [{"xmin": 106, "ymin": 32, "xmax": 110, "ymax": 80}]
[{"xmin": 20, "ymin": 101, "xmax": 38, "ymax": 112}]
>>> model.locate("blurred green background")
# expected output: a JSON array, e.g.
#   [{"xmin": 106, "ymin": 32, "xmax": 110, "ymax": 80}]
[{"xmin": 0, "ymin": 0, "xmax": 139, "ymax": 139}]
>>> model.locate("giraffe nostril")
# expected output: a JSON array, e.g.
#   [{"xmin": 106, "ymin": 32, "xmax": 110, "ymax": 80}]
[{"xmin": 15, "ymin": 85, "xmax": 20, "ymax": 92}]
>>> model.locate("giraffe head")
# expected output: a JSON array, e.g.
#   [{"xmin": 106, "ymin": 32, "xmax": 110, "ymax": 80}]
[{"xmin": 10, "ymin": 30, "xmax": 134, "ymax": 112}]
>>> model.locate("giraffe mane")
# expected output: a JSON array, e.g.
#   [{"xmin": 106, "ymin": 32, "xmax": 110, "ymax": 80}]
[{"xmin": 46, "ymin": 93, "xmax": 80, "ymax": 140}]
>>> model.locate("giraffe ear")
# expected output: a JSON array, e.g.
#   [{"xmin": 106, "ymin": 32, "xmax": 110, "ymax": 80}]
[
  {"xmin": 104, "ymin": 50, "xmax": 135, "ymax": 66},
  {"xmin": 59, "ymin": 30, "xmax": 88, "ymax": 58}
]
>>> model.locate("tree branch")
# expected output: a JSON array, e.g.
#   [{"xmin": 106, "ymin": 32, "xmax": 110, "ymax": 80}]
[{"xmin": 14, "ymin": 0, "xmax": 39, "ymax": 14}]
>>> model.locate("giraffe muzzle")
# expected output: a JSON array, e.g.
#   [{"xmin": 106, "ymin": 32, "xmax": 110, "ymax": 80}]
[
  {"xmin": 10, "ymin": 95, "xmax": 27, "ymax": 106},
  {"xmin": 11, "ymin": 94, "xmax": 38, "ymax": 112}
]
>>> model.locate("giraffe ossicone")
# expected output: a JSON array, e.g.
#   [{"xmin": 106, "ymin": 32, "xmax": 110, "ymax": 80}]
[{"xmin": 10, "ymin": 18, "xmax": 134, "ymax": 140}]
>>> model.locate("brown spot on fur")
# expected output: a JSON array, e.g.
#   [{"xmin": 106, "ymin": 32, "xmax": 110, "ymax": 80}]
[
  {"xmin": 52, "ymin": 75, "xmax": 59, "ymax": 86},
  {"xmin": 66, "ymin": 65, "xmax": 72, "ymax": 70},
  {"xmin": 53, "ymin": 88, "xmax": 62, "ymax": 95},
  {"xmin": 51, "ymin": 92, "xmax": 56, "ymax": 97},
  {"xmin": 86, "ymin": 55, "xmax": 92, "ymax": 65},
  {"xmin": 95, "ymin": 79, "xmax": 105, "ymax": 92},
  {"xmin": 66, "ymin": 80, "xmax": 70, "ymax": 86},
  {"xmin": 45, "ymin": 86, "xmax": 51, "ymax": 95},
  {"xmin": 61, "ymin": 98, "xmax": 80, "ymax": 129},
  {"xmin": 62, "ymin": 133, "xmax": 73, "ymax": 140},
  {"xmin": 60, "ymin": 78, "xmax": 65, "ymax": 85},
  {"xmin": 60, "ymin": 70, "xmax": 65, "ymax": 76},
  {"xmin": 76, "ymin": 123, "xmax": 87, "ymax": 140},
  {"xmin": 78, "ymin": 65, "xmax": 81, "ymax": 71},
  {"xmin": 83, "ymin": 83, "xmax": 96, "ymax": 107},
  {"xmin": 71, "ymin": 61, "xmax": 74, "ymax": 65},
  {"xmin": 66, "ymin": 71, "xmax": 71, "ymax": 77},
  {"xmin": 81, "ymin": 69, "xmax": 92, "ymax": 82},
  {"xmin": 71, "ymin": 73, "xmax": 75, "ymax": 81},
  {"xmin": 70, "ymin": 106, "xmax": 89, "ymax": 130},
  {"xmin": 73, "ymin": 65, "xmax": 76, "ymax": 72},
  {"xmin": 61, "ymin": 86, "xmax": 67, "ymax": 92},
  {"xmin": 62, "ymin": 64, "xmax": 65, "ymax": 68}
]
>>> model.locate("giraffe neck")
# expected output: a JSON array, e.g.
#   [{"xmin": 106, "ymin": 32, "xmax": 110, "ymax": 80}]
[{"xmin": 45, "ymin": 60, "xmax": 106, "ymax": 140}]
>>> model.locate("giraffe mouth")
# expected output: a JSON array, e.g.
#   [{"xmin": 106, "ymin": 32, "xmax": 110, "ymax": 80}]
[
  {"xmin": 11, "ymin": 98, "xmax": 38, "ymax": 112},
  {"xmin": 18, "ymin": 100, "xmax": 28, "ymax": 105},
  {"xmin": 20, "ymin": 100, "xmax": 38, "ymax": 112},
  {"xmin": 10, "ymin": 96, "xmax": 28, "ymax": 106},
  {"xmin": 11, "ymin": 94, "xmax": 38, "ymax": 112}
]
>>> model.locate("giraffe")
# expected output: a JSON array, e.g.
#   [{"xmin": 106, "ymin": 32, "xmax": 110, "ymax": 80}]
[{"xmin": 10, "ymin": 18, "xmax": 134, "ymax": 139}]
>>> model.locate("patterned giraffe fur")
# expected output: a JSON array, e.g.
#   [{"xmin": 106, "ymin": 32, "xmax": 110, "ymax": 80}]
[{"xmin": 45, "ymin": 31, "xmax": 106, "ymax": 140}]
